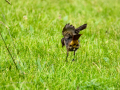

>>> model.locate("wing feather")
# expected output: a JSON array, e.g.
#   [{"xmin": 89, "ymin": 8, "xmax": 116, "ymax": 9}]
[
  {"xmin": 62, "ymin": 23, "xmax": 75, "ymax": 37},
  {"xmin": 75, "ymin": 24, "xmax": 87, "ymax": 34}
]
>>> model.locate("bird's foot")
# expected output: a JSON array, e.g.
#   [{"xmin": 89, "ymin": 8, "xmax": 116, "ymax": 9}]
[{"xmin": 72, "ymin": 59, "xmax": 75, "ymax": 61}]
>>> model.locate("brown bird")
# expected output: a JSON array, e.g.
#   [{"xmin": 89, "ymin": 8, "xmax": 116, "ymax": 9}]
[{"xmin": 61, "ymin": 23, "xmax": 87, "ymax": 61}]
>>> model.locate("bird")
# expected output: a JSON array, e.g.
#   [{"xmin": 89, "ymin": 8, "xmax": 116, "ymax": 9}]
[{"xmin": 61, "ymin": 23, "xmax": 87, "ymax": 61}]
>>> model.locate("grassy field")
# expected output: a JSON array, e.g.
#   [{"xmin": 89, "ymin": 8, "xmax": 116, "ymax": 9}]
[{"xmin": 0, "ymin": 0, "xmax": 120, "ymax": 89}]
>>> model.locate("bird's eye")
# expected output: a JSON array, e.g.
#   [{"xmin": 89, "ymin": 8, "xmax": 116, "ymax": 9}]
[{"xmin": 76, "ymin": 44, "xmax": 79, "ymax": 46}]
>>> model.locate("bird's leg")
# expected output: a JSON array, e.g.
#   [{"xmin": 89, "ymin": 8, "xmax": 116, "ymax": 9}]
[
  {"xmin": 66, "ymin": 50, "xmax": 69, "ymax": 62},
  {"xmin": 72, "ymin": 51, "xmax": 75, "ymax": 61}
]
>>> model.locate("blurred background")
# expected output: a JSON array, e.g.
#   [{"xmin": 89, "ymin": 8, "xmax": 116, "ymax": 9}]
[{"xmin": 0, "ymin": 0, "xmax": 120, "ymax": 89}]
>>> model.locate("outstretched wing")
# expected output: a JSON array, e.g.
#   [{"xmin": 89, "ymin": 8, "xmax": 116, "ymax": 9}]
[
  {"xmin": 62, "ymin": 23, "xmax": 76, "ymax": 37},
  {"xmin": 75, "ymin": 24, "xmax": 87, "ymax": 34}
]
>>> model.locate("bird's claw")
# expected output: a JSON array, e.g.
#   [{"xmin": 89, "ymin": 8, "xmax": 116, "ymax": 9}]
[{"xmin": 72, "ymin": 59, "xmax": 75, "ymax": 61}]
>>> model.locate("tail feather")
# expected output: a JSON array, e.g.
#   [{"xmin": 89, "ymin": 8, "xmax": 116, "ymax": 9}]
[{"xmin": 72, "ymin": 34, "xmax": 82, "ymax": 40}]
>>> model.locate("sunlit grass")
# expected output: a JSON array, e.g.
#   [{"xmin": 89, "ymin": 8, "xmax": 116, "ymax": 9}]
[{"xmin": 0, "ymin": 0, "xmax": 120, "ymax": 89}]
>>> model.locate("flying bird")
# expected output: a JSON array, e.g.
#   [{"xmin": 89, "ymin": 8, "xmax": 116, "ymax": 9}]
[{"xmin": 61, "ymin": 23, "xmax": 87, "ymax": 61}]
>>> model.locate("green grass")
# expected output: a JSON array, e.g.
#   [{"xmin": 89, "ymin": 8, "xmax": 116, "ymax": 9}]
[{"xmin": 0, "ymin": 0, "xmax": 120, "ymax": 89}]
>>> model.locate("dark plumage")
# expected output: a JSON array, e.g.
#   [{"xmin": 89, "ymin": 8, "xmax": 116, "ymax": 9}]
[{"xmin": 61, "ymin": 23, "xmax": 87, "ymax": 61}]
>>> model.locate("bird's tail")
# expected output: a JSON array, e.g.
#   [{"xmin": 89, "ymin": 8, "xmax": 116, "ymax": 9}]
[{"xmin": 69, "ymin": 34, "xmax": 82, "ymax": 46}]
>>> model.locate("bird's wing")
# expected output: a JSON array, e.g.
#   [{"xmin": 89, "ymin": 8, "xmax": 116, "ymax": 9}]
[
  {"xmin": 75, "ymin": 24, "xmax": 87, "ymax": 34},
  {"xmin": 61, "ymin": 38, "xmax": 65, "ymax": 47},
  {"xmin": 62, "ymin": 23, "xmax": 76, "ymax": 37}
]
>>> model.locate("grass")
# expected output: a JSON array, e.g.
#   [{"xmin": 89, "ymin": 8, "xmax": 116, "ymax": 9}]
[{"xmin": 0, "ymin": 0, "xmax": 120, "ymax": 89}]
